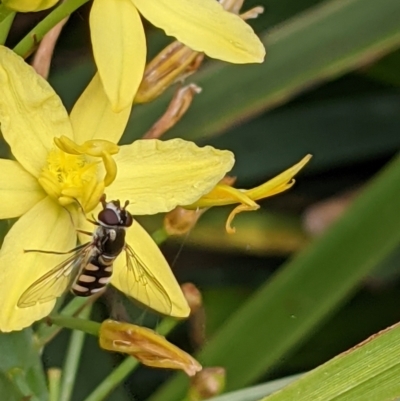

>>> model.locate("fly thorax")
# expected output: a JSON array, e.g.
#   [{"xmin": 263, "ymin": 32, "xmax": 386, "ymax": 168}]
[{"xmin": 100, "ymin": 227, "xmax": 126, "ymax": 257}]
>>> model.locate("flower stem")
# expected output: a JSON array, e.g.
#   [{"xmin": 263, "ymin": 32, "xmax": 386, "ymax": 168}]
[
  {"xmin": 0, "ymin": 4, "xmax": 12, "ymax": 23},
  {"xmin": 35, "ymin": 296, "xmax": 96, "ymax": 348},
  {"xmin": 59, "ymin": 305, "xmax": 93, "ymax": 401},
  {"xmin": 152, "ymin": 227, "xmax": 170, "ymax": 245},
  {"xmin": 48, "ymin": 368, "xmax": 62, "ymax": 401},
  {"xmin": 49, "ymin": 313, "xmax": 100, "ymax": 337},
  {"xmin": 13, "ymin": 0, "xmax": 90, "ymax": 58},
  {"xmin": 82, "ymin": 317, "xmax": 180, "ymax": 401},
  {"xmin": 0, "ymin": 10, "xmax": 15, "ymax": 45}
]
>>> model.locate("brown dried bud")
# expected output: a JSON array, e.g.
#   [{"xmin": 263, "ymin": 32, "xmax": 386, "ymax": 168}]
[
  {"xmin": 99, "ymin": 320, "xmax": 202, "ymax": 376},
  {"xmin": 188, "ymin": 367, "xmax": 226, "ymax": 400},
  {"xmin": 143, "ymin": 84, "xmax": 202, "ymax": 140},
  {"xmin": 135, "ymin": 42, "xmax": 204, "ymax": 104},
  {"xmin": 181, "ymin": 283, "xmax": 203, "ymax": 314}
]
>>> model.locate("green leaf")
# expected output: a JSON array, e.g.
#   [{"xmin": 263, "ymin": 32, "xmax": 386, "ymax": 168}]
[
  {"xmin": 0, "ymin": 372, "xmax": 25, "ymax": 401},
  {"xmin": 126, "ymin": 0, "xmax": 400, "ymax": 142},
  {"xmin": 147, "ymin": 149, "xmax": 400, "ymax": 399},
  {"xmin": 261, "ymin": 323, "xmax": 400, "ymax": 401},
  {"xmin": 207, "ymin": 373, "xmax": 303, "ymax": 401},
  {"xmin": 0, "ymin": 329, "xmax": 47, "ymax": 401},
  {"xmin": 363, "ymin": 49, "xmax": 400, "ymax": 86},
  {"xmin": 207, "ymin": 93, "xmax": 400, "ymax": 182}
]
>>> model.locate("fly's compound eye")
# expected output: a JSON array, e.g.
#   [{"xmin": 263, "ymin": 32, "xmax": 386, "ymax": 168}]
[
  {"xmin": 98, "ymin": 209, "xmax": 120, "ymax": 226},
  {"xmin": 121, "ymin": 211, "xmax": 133, "ymax": 227}
]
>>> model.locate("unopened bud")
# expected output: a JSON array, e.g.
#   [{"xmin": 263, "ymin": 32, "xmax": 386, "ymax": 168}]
[
  {"xmin": 188, "ymin": 367, "xmax": 226, "ymax": 400},
  {"xmin": 143, "ymin": 84, "xmax": 202, "ymax": 139},
  {"xmin": 135, "ymin": 42, "xmax": 204, "ymax": 104},
  {"xmin": 220, "ymin": 0, "xmax": 264, "ymax": 20},
  {"xmin": 99, "ymin": 320, "xmax": 202, "ymax": 376},
  {"xmin": 181, "ymin": 283, "xmax": 203, "ymax": 314},
  {"xmin": 241, "ymin": 6, "xmax": 264, "ymax": 20},
  {"xmin": 164, "ymin": 206, "xmax": 207, "ymax": 236},
  {"xmin": 220, "ymin": 0, "xmax": 244, "ymax": 14}
]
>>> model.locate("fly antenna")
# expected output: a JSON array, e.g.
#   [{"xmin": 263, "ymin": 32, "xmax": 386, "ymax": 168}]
[{"xmin": 100, "ymin": 194, "xmax": 107, "ymax": 208}]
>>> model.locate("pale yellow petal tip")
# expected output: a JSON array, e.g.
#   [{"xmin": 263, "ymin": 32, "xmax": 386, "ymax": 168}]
[
  {"xmin": 298, "ymin": 154, "xmax": 313, "ymax": 168},
  {"xmin": 248, "ymin": 39, "xmax": 266, "ymax": 64},
  {"xmin": 171, "ymin": 299, "xmax": 191, "ymax": 318}
]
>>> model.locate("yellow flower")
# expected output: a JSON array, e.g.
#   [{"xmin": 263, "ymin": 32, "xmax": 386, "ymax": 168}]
[
  {"xmin": 0, "ymin": 46, "xmax": 234, "ymax": 332},
  {"xmin": 90, "ymin": 0, "xmax": 266, "ymax": 112},
  {"xmin": 1, "ymin": 0, "xmax": 58, "ymax": 12},
  {"xmin": 99, "ymin": 319, "xmax": 202, "ymax": 376},
  {"xmin": 185, "ymin": 155, "xmax": 312, "ymax": 233}
]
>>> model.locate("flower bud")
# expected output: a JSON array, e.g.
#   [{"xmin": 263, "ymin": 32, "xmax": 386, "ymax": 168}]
[
  {"xmin": 135, "ymin": 42, "xmax": 204, "ymax": 104},
  {"xmin": 181, "ymin": 283, "xmax": 203, "ymax": 314},
  {"xmin": 99, "ymin": 320, "xmax": 202, "ymax": 376},
  {"xmin": 188, "ymin": 367, "xmax": 226, "ymax": 400},
  {"xmin": 164, "ymin": 206, "xmax": 206, "ymax": 236},
  {"xmin": 143, "ymin": 84, "xmax": 202, "ymax": 140}
]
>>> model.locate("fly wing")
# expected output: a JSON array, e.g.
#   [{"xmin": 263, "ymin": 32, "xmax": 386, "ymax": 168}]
[
  {"xmin": 123, "ymin": 243, "xmax": 174, "ymax": 314},
  {"xmin": 111, "ymin": 221, "xmax": 190, "ymax": 318},
  {"xmin": 18, "ymin": 244, "xmax": 93, "ymax": 308}
]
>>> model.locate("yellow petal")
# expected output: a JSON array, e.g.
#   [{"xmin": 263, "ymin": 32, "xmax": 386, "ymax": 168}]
[
  {"xmin": 0, "ymin": 160, "xmax": 45, "ymax": 219},
  {"xmin": 0, "ymin": 46, "xmax": 73, "ymax": 178},
  {"xmin": 107, "ymin": 139, "xmax": 235, "ymax": 215},
  {"xmin": 90, "ymin": 0, "xmax": 146, "ymax": 111},
  {"xmin": 70, "ymin": 73, "xmax": 131, "ymax": 144},
  {"xmin": 0, "ymin": 197, "xmax": 76, "ymax": 332},
  {"xmin": 245, "ymin": 155, "xmax": 312, "ymax": 200},
  {"xmin": 111, "ymin": 219, "xmax": 190, "ymax": 317},
  {"xmin": 2, "ymin": 0, "xmax": 58, "ymax": 11},
  {"xmin": 133, "ymin": 0, "xmax": 265, "ymax": 63}
]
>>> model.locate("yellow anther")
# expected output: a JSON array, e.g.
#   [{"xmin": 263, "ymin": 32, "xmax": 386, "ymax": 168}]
[
  {"xmin": 80, "ymin": 139, "xmax": 119, "ymax": 157},
  {"xmin": 54, "ymin": 136, "xmax": 82, "ymax": 155},
  {"xmin": 101, "ymin": 151, "xmax": 118, "ymax": 187},
  {"xmin": 55, "ymin": 136, "xmax": 119, "ymax": 157}
]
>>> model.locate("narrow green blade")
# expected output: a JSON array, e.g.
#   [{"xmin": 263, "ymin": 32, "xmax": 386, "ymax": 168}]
[{"xmin": 261, "ymin": 323, "xmax": 400, "ymax": 401}]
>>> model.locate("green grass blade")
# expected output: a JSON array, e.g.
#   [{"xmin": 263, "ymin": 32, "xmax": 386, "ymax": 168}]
[
  {"xmin": 261, "ymin": 323, "xmax": 400, "ymax": 401},
  {"xmin": 127, "ymin": 0, "xmax": 400, "ymax": 142},
  {"xmin": 206, "ymin": 373, "xmax": 303, "ymax": 401},
  {"xmin": 148, "ymin": 152, "xmax": 400, "ymax": 400}
]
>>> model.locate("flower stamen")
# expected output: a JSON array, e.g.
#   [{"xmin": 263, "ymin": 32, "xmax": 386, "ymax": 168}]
[{"xmin": 38, "ymin": 136, "xmax": 120, "ymax": 213}]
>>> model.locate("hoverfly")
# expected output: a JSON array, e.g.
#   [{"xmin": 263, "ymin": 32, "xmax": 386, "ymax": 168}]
[{"xmin": 17, "ymin": 196, "xmax": 184, "ymax": 316}]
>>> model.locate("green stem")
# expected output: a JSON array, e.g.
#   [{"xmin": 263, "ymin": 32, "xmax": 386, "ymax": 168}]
[
  {"xmin": 48, "ymin": 368, "xmax": 62, "ymax": 401},
  {"xmin": 0, "ymin": 4, "xmax": 12, "ymax": 23},
  {"xmin": 83, "ymin": 357, "xmax": 139, "ymax": 401},
  {"xmin": 59, "ymin": 305, "xmax": 93, "ymax": 401},
  {"xmin": 50, "ymin": 313, "xmax": 100, "ymax": 337},
  {"xmin": 8, "ymin": 368, "xmax": 40, "ymax": 401},
  {"xmin": 82, "ymin": 317, "xmax": 180, "ymax": 401},
  {"xmin": 13, "ymin": 0, "xmax": 90, "ymax": 58},
  {"xmin": 0, "ymin": 10, "xmax": 15, "ymax": 45},
  {"xmin": 152, "ymin": 227, "xmax": 170, "ymax": 245},
  {"xmin": 36, "ymin": 297, "xmax": 95, "ymax": 347}
]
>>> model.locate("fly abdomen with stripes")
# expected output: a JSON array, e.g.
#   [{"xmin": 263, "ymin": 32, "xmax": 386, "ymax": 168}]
[{"xmin": 72, "ymin": 221, "xmax": 129, "ymax": 297}]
